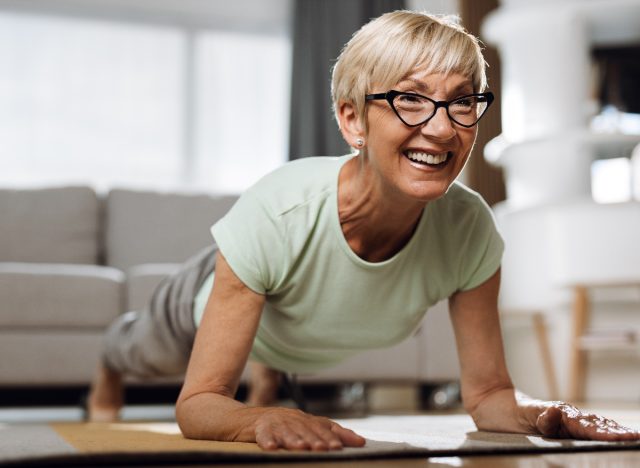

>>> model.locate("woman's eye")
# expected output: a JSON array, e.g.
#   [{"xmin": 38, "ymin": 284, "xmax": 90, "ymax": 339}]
[
  {"xmin": 396, "ymin": 94, "xmax": 426, "ymax": 109},
  {"xmin": 452, "ymin": 98, "xmax": 473, "ymax": 108},
  {"xmin": 399, "ymin": 95, "xmax": 421, "ymax": 103}
]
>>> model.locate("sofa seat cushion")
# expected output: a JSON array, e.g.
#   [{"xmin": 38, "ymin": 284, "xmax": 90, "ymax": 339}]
[
  {"xmin": 105, "ymin": 188, "xmax": 237, "ymax": 272},
  {"xmin": 0, "ymin": 263, "xmax": 124, "ymax": 328},
  {"xmin": 0, "ymin": 186, "xmax": 99, "ymax": 264},
  {"xmin": 0, "ymin": 331, "xmax": 105, "ymax": 385}
]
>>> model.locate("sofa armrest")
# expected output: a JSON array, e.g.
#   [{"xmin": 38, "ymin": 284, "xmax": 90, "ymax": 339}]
[
  {"xmin": 0, "ymin": 262, "xmax": 125, "ymax": 328},
  {"xmin": 126, "ymin": 263, "xmax": 181, "ymax": 312}
]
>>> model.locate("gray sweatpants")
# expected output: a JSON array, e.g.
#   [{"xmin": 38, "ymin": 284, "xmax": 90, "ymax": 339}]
[{"xmin": 102, "ymin": 244, "xmax": 218, "ymax": 378}]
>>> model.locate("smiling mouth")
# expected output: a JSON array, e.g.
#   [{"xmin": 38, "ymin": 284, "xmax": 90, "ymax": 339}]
[{"xmin": 403, "ymin": 150, "xmax": 453, "ymax": 167}]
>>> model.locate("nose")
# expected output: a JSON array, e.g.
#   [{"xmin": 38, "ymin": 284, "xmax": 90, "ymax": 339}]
[{"xmin": 421, "ymin": 107, "xmax": 456, "ymax": 142}]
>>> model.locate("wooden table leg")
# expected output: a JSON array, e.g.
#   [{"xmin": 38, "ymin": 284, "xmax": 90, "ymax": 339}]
[
  {"xmin": 569, "ymin": 286, "xmax": 589, "ymax": 403},
  {"xmin": 532, "ymin": 312, "xmax": 559, "ymax": 400}
]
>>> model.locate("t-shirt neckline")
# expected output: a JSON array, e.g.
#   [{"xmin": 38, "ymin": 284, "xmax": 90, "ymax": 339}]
[{"xmin": 330, "ymin": 154, "xmax": 428, "ymax": 269}]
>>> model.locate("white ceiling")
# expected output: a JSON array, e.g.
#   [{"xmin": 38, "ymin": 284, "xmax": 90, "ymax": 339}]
[{"xmin": 0, "ymin": 0, "xmax": 292, "ymax": 33}]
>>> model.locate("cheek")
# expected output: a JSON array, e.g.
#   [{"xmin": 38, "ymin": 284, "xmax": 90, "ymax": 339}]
[
  {"xmin": 367, "ymin": 105, "xmax": 403, "ymax": 136},
  {"xmin": 463, "ymin": 128, "xmax": 478, "ymax": 149},
  {"xmin": 455, "ymin": 130, "xmax": 476, "ymax": 158}
]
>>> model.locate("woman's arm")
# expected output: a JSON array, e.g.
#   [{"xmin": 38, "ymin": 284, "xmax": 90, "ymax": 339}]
[
  {"xmin": 175, "ymin": 252, "xmax": 365, "ymax": 451},
  {"xmin": 449, "ymin": 268, "xmax": 640, "ymax": 441}
]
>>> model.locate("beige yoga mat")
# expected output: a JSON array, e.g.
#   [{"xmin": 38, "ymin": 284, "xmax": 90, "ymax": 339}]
[{"xmin": 1, "ymin": 414, "xmax": 639, "ymax": 466}]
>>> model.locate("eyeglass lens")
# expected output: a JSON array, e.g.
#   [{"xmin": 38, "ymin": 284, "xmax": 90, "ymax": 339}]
[{"xmin": 393, "ymin": 94, "xmax": 489, "ymax": 127}]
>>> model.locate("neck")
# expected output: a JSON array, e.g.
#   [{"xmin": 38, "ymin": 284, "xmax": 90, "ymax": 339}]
[{"xmin": 338, "ymin": 155, "xmax": 426, "ymax": 262}]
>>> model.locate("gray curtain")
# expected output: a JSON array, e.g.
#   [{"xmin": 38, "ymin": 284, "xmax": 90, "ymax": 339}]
[{"xmin": 289, "ymin": 0, "xmax": 405, "ymax": 160}]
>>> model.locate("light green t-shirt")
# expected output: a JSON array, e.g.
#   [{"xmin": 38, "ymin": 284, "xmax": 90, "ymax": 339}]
[{"xmin": 195, "ymin": 155, "xmax": 504, "ymax": 373}]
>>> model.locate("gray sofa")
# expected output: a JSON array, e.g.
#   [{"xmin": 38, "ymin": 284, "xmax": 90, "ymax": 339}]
[
  {"xmin": 0, "ymin": 186, "xmax": 236, "ymax": 385},
  {"xmin": 0, "ymin": 185, "xmax": 459, "ymax": 388}
]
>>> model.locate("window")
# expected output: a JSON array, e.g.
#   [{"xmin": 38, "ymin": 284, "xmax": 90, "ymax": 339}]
[
  {"xmin": 591, "ymin": 157, "xmax": 633, "ymax": 204},
  {"xmin": 590, "ymin": 107, "xmax": 640, "ymax": 203},
  {"xmin": 194, "ymin": 31, "xmax": 291, "ymax": 193},
  {"xmin": 0, "ymin": 9, "xmax": 291, "ymax": 194}
]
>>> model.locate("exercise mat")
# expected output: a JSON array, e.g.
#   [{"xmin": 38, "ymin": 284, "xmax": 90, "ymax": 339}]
[{"xmin": 1, "ymin": 415, "xmax": 639, "ymax": 466}]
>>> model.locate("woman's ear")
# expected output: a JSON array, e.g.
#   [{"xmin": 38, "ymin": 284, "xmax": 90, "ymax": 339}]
[{"xmin": 337, "ymin": 101, "xmax": 365, "ymax": 149}]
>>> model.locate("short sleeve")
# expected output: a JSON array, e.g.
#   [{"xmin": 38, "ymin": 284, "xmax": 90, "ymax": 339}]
[
  {"xmin": 457, "ymin": 198, "xmax": 504, "ymax": 291},
  {"xmin": 211, "ymin": 191, "xmax": 284, "ymax": 294}
]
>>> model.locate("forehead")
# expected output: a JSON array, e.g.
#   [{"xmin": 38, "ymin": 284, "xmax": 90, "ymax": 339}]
[{"xmin": 396, "ymin": 70, "xmax": 473, "ymax": 95}]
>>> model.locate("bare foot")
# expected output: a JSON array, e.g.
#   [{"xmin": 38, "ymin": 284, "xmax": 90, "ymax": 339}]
[
  {"xmin": 246, "ymin": 361, "xmax": 282, "ymax": 407},
  {"xmin": 87, "ymin": 364, "xmax": 124, "ymax": 422}
]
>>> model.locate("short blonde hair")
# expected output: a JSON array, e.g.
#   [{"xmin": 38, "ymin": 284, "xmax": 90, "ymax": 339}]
[{"xmin": 331, "ymin": 10, "xmax": 487, "ymax": 131}]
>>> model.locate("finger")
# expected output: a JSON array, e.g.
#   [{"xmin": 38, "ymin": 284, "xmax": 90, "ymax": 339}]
[
  {"xmin": 261, "ymin": 424, "xmax": 306, "ymax": 451},
  {"xmin": 306, "ymin": 422, "xmax": 344, "ymax": 451},
  {"xmin": 255, "ymin": 429, "xmax": 279, "ymax": 451},
  {"xmin": 550, "ymin": 407, "xmax": 640, "ymax": 442},
  {"xmin": 577, "ymin": 418, "xmax": 640, "ymax": 442},
  {"xmin": 287, "ymin": 422, "xmax": 332, "ymax": 451},
  {"xmin": 536, "ymin": 406, "xmax": 564, "ymax": 438},
  {"xmin": 277, "ymin": 426, "xmax": 311, "ymax": 450},
  {"xmin": 305, "ymin": 432, "xmax": 332, "ymax": 452},
  {"xmin": 330, "ymin": 422, "xmax": 367, "ymax": 447},
  {"xmin": 598, "ymin": 419, "xmax": 640, "ymax": 440},
  {"xmin": 593, "ymin": 429, "xmax": 640, "ymax": 442},
  {"xmin": 296, "ymin": 418, "xmax": 343, "ymax": 451}
]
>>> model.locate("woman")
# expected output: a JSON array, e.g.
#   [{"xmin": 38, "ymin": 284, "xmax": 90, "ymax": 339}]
[{"xmin": 89, "ymin": 11, "xmax": 639, "ymax": 450}]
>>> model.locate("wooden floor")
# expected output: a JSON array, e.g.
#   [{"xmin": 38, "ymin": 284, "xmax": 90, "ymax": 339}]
[{"xmin": 225, "ymin": 450, "xmax": 640, "ymax": 467}]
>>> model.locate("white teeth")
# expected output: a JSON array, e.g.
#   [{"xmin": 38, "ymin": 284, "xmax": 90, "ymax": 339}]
[{"xmin": 406, "ymin": 151, "xmax": 448, "ymax": 165}]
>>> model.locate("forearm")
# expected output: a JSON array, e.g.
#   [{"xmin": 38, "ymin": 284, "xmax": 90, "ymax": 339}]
[
  {"xmin": 176, "ymin": 391, "xmax": 269, "ymax": 442},
  {"xmin": 450, "ymin": 273, "xmax": 638, "ymax": 441},
  {"xmin": 176, "ymin": 390, "xmax": 366, "ymax": 450}
]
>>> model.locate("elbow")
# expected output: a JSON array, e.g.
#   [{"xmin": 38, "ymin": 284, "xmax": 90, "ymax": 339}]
[
  {"xmin": 174, "ymin": 386, "xmax": 241, "ymax": 441},
  {"xmin": 175, "ymin": 395, "xmax": 201, "ymax": 440}
]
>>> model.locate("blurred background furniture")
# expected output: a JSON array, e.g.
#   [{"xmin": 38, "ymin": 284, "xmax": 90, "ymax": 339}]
[
  {"xmin": 0, "ymin": 185, "xmax": 460, "ymax": 406},
  {"xmin": 544, "ymin": 202, "xmax": 640, "ymax": 402},
  {"xmin": 483, "ymin": 0, "xmax": 640, "ymax": 402},
  {"xmin": 0, "ymin": 0, "xmax": 465, "ymax": 410},
  {"xmin": 0, "ymin": 185, "xmax": 237, "ymax": 386}
]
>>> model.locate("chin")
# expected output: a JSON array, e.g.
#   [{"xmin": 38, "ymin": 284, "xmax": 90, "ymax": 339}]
[{"xmin": 405, "ymin": 180, "xmax": 453, "ymax": 203}]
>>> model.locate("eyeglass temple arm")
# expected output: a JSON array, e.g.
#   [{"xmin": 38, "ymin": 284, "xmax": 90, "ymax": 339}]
[{"xmin": 365, "ymin": 93, "xmax": 389, "ymax": 100}]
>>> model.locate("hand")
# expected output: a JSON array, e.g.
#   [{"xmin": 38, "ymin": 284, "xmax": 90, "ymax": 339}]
[
  {"xmin": 253, "ymin": 407, "xmax": 366, "ymax": 451},
  {"xmin": 535, "ymin": 402, "xmax": 640, "ymax": 441}
]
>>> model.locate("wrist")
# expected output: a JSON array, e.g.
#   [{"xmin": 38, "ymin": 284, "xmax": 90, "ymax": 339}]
[
  {"xmin": 177, "ymin": 393, "xmax": 269, "ymax": 442},
  {"xmin": 468, "ymin": 387, "xmax": 521, "ymax": 433}
]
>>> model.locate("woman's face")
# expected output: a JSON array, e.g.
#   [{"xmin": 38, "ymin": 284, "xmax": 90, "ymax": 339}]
[{"xmin": 363, "ymin": 69, "xmax": 478, "ymax": 203}]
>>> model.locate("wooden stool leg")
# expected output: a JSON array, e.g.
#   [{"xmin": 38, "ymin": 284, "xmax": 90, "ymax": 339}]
[
  {"xmin": 569, "ymin": 286, "xmax": 589, "ymax": 403},
  {"xmin": 532, "ymin": 312, "xmax": 559, "ymax": 400}
]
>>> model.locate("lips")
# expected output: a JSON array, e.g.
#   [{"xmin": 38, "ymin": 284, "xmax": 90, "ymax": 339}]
[{"xmin": 403, "ymin": 150, "xmax": 452, "ymax": 166}]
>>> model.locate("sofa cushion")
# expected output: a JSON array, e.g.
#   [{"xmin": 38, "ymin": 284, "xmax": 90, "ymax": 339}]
[
  {"xmin": 105, "ymin": 189, "xmax": 237, "ymax": 272},
  {"xmin": 0, "ymin": 331, "xmax": 105, "ymax": 385},
  {"xmin": 0, "ymin": 263, "xmax": 124, "ymax": 328},
  {"xmin": 0, "ymin": 186, "xmax": 99, "ymax": 264}
]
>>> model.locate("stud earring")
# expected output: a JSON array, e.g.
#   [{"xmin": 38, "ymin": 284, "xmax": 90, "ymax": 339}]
[{"xmin": 355, "ymin": 138, "xmax": 365, "ymax": 148}]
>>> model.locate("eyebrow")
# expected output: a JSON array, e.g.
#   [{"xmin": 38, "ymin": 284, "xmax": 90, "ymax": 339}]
[{"xmin": 396, "ymin": 78, "xmax": 474, "ymax": 95}]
